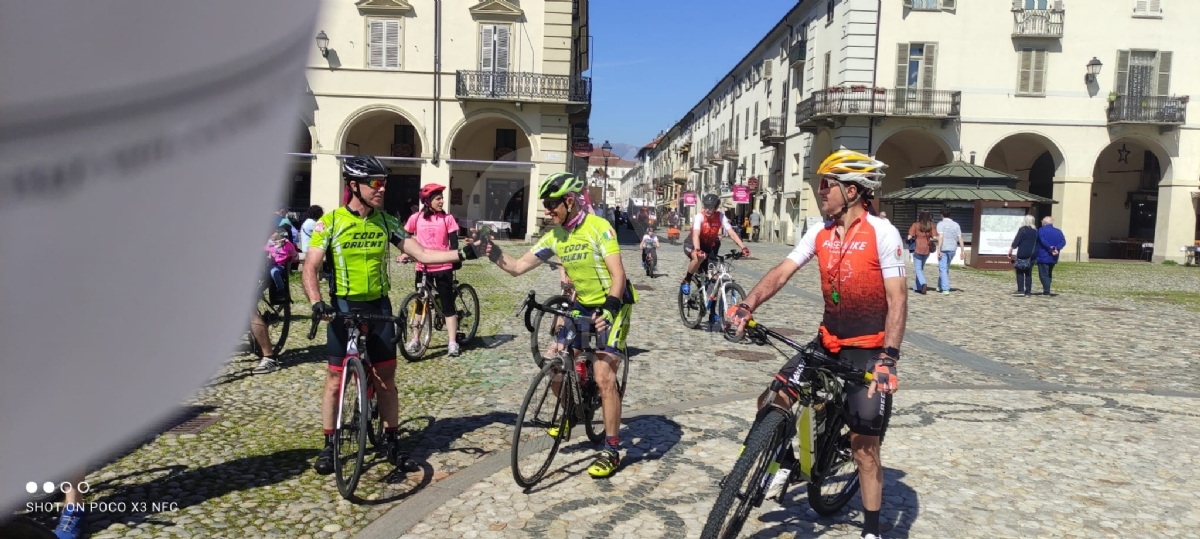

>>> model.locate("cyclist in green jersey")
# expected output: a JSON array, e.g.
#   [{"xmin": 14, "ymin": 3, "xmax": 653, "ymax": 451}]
[
  {"xmin": 302, "ymin": 155, "xmax": 482, "ymax": 476},
  {"xmin": 480, "ymin": 172, "xmax": 636, "ymax": 478}
]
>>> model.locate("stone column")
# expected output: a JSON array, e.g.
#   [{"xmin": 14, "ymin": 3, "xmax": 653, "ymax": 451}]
[
  {"xmin": 1051, "ymin": 175, "xmax": 1093, "ymax": 262},
  {"xmin": 1153, "ymin": 180, "xmax": 1199, "ymax": 263},
  {"xmin": 310, "ymin": 153, "xmax": 343, "ymax": 213},
  {"xmin": 421, "ymin": 160, "xmax": 450, "ymax": 190}
]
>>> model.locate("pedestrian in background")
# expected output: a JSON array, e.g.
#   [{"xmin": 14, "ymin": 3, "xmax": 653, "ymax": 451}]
[
  {"xmin": 1007, "ymin": 215, "xmax": 1038, "ymax": 297},
  {"xmin": 1036, "ymin": 216, "xmax": 1067, "ymax": 296},
  {"xmin": 936, "ymin": 208, "xmax": 963, "ymax": 294},
  {"xmin": 907, "ymin": 210, "xmax": 936, "ymax": 294}
]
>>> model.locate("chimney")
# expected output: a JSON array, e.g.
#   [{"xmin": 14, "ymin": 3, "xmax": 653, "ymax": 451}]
[{"xmin": 969, "ymin": 151, "xmax": 976, "ymax": 164}]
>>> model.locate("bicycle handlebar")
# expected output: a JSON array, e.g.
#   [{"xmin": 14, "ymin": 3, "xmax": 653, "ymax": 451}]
[
  {"xmin": 307, "ymin": 311, "xmax": 402, "ymax": 340},
  {"xmin": 743, "ymin": 319, "xmax": 874, "ymax": 384}
]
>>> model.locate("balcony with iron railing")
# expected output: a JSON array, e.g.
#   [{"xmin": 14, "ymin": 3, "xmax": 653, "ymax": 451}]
[
  {"xmin": 708, "ymin": 146, "xmax": 723, "ymax": 165},
  {"xmin": 1012, "ymin": 7, "xmax": 1064, "ymax": 38},
  {"xmin": 456, "ymin": 71, "xmax": 592, "ymax": 104},
  {"xmin": 759, "ymin": 116, "xmax": 786, "ymax": 143},
  {"xmin": 720, "ymin": 138, "xmax": 739, "ymax": 160},
  {"xmin": 672, "ymin": 168, "xmax": 689, "ymax": 183},
  {"xmin": 1107, "ymin": 95, "xmax": 1188, "ymax": 130},
  {"xmin": 788, "ymin": 39, "xmax": 807, "ymax": 66},
  {"xmin": 795, "ymin": 87, "xmax": 961, "ymax": 130}
]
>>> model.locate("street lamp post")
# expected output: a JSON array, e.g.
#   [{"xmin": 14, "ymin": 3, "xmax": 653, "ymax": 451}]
[{"xmin": 601, "ymin": 140, "xmax": 612, "ymax": 210}]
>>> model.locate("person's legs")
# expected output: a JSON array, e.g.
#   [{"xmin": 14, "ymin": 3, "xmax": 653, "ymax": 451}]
[
  {"xmin": 1045, "ymin": 262, "xmax": 1055, "ymax": 295},
  {"xmin": 938, "ymin": 251, "xmax": 952, "ymax": 292},
  {"xmin": 913, "ymin": 253, "xmax": 928, "ymax": 291},
  {"xmin": 1037, "ymin": 262, "xmax": 1051, "ymax": 295}
]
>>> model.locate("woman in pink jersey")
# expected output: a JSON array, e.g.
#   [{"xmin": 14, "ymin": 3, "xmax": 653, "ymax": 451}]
[{"xmin": 403, "ymin": 183, "xmax": 464, "ymax": 356}]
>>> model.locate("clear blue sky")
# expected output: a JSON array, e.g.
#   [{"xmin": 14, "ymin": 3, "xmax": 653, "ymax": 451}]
[{"xmin": 586, "ymin": 0, "xmax": 798, "ymax": 155}]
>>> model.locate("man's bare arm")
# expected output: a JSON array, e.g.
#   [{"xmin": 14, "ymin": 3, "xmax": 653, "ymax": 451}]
[
  {"xmin": 741, "ymin": 259, "xmax": 801, "ymax": 311},
  {"xmin": 397, "ymin": 237, "xmax": 461, "ymax": 265},
  {"xmin": 492, "ymin": 249, "xmax": 544, "ymax": 276},
  {"xmin": 882, "ymin": 275, "xmax": 908, "ymax": 352},
  {"xmin": 602, "ymin": 253, "xmax": 626, "ymax": 301},
  {"xmin": 302, "ymin": 247, "xmax": 325, "ymax": 304}
]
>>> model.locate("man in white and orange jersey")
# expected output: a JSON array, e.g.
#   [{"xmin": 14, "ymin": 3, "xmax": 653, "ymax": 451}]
[{"xmin": 727, "ymin": 149, "xmax": 907, "ymax": 539}]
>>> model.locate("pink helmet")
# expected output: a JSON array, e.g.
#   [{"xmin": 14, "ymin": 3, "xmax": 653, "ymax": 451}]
[{"xmin": 419, "ymin": 183, "xmax": 447, "ymax": 202}]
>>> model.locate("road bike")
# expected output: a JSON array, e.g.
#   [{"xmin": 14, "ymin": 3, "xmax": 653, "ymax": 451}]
[
  {"xmin": 247, "ymin": 266, "xmax": 291, "ymax": 357},
  {"xmin": 396, "ymin": 270, "xmax": 480, "ymax": 361},
  {"xmin": 678, "ymin": 250, "xmax": 747, "ymax": 342},
  {"xmin": 527, "ymin": 261, "xmax": 576, "ymax": 368},
  {"xmin": 307, "ymin": 310, "xmax": 399, "ymax": 500},
  {"xmin": 700, "ymin": 319, "xmax": 884, "ymax": 539},
  {"xmin": 510, "ymin": 291, "xmax": 630, "ymax": 488}
]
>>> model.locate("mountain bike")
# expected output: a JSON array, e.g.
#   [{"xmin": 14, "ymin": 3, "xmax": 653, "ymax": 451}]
[
  {"xmin": 510, "ymin": 290, "xmax": 630, "ymax": 488},
  {"xmin": 641, "ymin": 243, "xmax": 658, "ymax": 278},
  {"xmin": 678, "ymin": 250, "xmax": 747, "ymax": 342},
  {"xmin": 247, "ymin": 267, "xmax": 291, "ymax": 357},
  {"xmin": 527, "ymin": 261, "xmax": 576, "ymax": 368},
  {"xmin": 307, "ymin": 310, "xmax": 399, "ymax": 500},
  {"xmin": 396, "ymin": 270, "xmax": 480, "ymax": 361},
  {"xmin": 700, "ymin": 319, "xmax": 883, "ymax": 539}
]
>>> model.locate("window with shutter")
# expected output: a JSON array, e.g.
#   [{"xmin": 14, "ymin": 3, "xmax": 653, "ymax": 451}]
[
  {"xmin": 1133, "ymin": 0, "xmax": 1162, "ymax": 17},
  {"xmin": 753, "ymin": 103, "xmax": 759, "ymax": 137},
  {"xmin": 823, "ymin": 52, "xmax": 832, "ymax": 89},
  {"xmin": 895, "ymin": 43, "xmax": 910, "ymax": 89},
  {"xmin": 941, "ymin": 0, "xmax": 956, "ymax": 10},
  {"xmin": 1155, "ymin": 51, "xmax": 1171, "ymax": 95},
  {"xmin": 1114, "ymin": 50, "xmax": 1130, "ymax": 94},
  {"xmin": 368, "ymin": 19, "xmax": 401, "ymax": 69},
  {"xmin": 921, "ymin": 43, "xmax": 937, "ymax": 90},
  {"xmin": 1017, "ymin": 48, "xmax": 1047, "ymax": 95}
]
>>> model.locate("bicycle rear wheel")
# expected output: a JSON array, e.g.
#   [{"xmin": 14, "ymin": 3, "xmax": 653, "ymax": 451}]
[
  {"xmin": 455, "ymin": 283, "xmax": 480, "ymax": 344},
  {"xmin": 511, "ymin": 360, "xmax": 573, "ymax": 488},
  {"xmin": 333, "ymin": 357, "xmax": 370, "ymax": 499},
  {"xmin": 701, "ymin": 410, "xmax": 789, "ymax": 539},
  {"xmin": 529, "ymin": 294, "xmax": 571, "ymax": 368},
  {"xmin": 678, "ymin": 276, "xmax": 705, "ymax": 329},
  {"xmin": 583, "ymin": 351, "xmax": 630, "ymax": 444},
  {"xmin": 806, "ymin": 410, "xmax": 860, "ymax": 515},
  {"xmin": 398, "ymin": 292, "xmax": 433, "ymax": 361},
  {"xmin": 251, "ymin": 287, "xmax": 290, "ymax": 357}
]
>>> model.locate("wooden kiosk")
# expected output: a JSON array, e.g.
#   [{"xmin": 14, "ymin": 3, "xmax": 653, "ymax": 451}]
[{"xmin": 880, "ymin": 161, "xmax": 1056, "ymax": 270}]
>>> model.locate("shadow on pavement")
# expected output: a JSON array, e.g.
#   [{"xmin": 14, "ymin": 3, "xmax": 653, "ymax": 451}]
[{"xmin": 749, "ymin": 468, "xmax": 919, "ymax": 538}]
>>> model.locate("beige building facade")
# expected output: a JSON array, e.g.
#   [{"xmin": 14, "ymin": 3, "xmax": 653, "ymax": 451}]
[
  {"xmin": 646, "ymin": 0, "xmax": 1198, "ymax": 262},
  {"xmin": 288, "ymin": 0, "xmax": 590, "ymax": 241}
]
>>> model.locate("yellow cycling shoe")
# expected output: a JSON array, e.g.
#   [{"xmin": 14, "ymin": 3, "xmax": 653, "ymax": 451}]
[
  {"xmin": 546, "ymin": 421, "xmax": 570, "ymax": 438},
  {"xmin": 587, "ymin": 449, "xmax": 621, "ymax": 478}
]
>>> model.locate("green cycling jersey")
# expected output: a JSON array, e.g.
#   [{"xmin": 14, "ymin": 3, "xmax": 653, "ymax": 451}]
[
  {"xmin": 309, "ymin": 206, "xmax": 408, "ymax": 301},
  {"xmin": 531, "ymin": 213, "xmax": 638, "ymax": 307}
]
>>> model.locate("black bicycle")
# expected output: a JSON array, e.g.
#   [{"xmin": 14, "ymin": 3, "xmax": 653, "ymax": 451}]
[
  {"xmin": 248, "ymin": 267, "xmax": 291, "ymax": 357},
  {"xmin": 527, "ymin": 261, "xmax": 576, "ymax": 368},
  {"xmin": 701, "ymin": 319, "xmax": 883, "ymax": 539},
  {"xmin": 510, "ymin": 291, "xmax": 630, "ymax": 488},
  {"xmin": 397, "ymin": 270, "xmax": 480, "ymax": 361},
  {"xmin": 307, "ymin": 310, "xmax": 399, "ymax": 500}
]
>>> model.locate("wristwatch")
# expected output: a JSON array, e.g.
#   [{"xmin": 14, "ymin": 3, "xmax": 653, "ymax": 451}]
[{"xmin": 883, "ymin": 346, "xmax": 900, "ymax": 360}]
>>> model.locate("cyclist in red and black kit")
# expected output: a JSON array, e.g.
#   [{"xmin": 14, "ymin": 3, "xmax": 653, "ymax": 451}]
[
  {"xmin": 727, "ymin": 149, "xmax": 907, "ymax": 539},
  {"xmin": 679, "ymin": 193, "xmax": 750, "ymax": 296}
]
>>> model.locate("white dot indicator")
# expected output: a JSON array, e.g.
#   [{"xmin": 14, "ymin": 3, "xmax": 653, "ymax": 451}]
[
  {"xmin": 42, "ymin": 482, "xmax": 55, "ymax": 494},
  {"xmin": 77, "ymin": 482, "xmax": 90, "ymax": 494},
  {"xmin": 25, "ymin": 482, "xmax": 37, "ymax": 494},
  {"xmin": 60, "ymin": 482, "xmax": 73, "ymax": 494}
]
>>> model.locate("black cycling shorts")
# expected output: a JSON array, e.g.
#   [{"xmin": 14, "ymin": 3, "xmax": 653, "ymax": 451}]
[
  {"xmin": 415, "ymin": 270, "xmax": 457, "ymax": 317},
  {"xmin": 776, "ymin": 344, "xmax": 892, "ymax": 437},
  {"xmin": 326, "ymin": 296, "xmax": 397, "ymax": 370},
  {"xmin": 683, "ymin": 241, "xmax": 721, "ymax": 271}
]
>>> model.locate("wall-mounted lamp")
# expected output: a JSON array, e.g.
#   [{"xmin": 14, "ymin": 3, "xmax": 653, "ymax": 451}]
[
  {"xmin": 316, "ymin": 31, "xmax": 330, "ymax": 58},
  {"xmin": 1084, "ymin": 57, "xmax": 1102, "ymax": 84}
]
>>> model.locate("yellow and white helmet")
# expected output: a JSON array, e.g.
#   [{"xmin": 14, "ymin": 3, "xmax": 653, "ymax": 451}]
[{"xmin": 816, "ymin": 148, "xmax": 887, "ymax": 191}]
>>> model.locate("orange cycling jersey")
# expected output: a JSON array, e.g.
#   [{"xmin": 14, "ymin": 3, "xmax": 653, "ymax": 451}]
[
  {"xmin": 691, "ymin": 212, "xmax": 731, "ymax": 248},
  {"xmin": 786, "ymin": 214, "xmax": 905, "ymax": 352}
]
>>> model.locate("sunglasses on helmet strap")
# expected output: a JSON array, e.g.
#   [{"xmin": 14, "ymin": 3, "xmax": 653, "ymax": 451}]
[{"xmin": 542, "ymin": 198, "xmax": 566, "ymax": 210}]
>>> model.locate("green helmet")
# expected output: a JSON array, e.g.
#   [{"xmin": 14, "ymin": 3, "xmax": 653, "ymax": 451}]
[{"xmin": 538, "ymin": 172, "xmax": 585, "ymax": 199}]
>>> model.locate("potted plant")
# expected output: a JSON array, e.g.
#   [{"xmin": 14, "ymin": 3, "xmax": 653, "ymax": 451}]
[
  {"xmin": 1107, "ymin": 91, "xmax": 1118, "ymax": 103},
  {"xmin": 850, "ymin": 85, "xmax": 868, "ymax": 93}
]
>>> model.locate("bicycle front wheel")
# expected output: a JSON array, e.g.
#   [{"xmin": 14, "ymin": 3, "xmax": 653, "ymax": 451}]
[
  {"xmin": 333, "ymin": 357, "xmax": 370, "ymax": 500},
  {"xmin": 807, "ymin": 410, "xmax": 861, "ymax": 515},
  {"xmin": 678, "ymin": 276, "xmax": 705, "ymax": 329},
  {"xmin": 720, "ymin": 282, "xmax": 747, "ymax": 343},
  {"xmin": 455, "ymin": 284, "xmax": 480, "ymax": 344},
  {"xmin": 398, "ymin": 292, "xmax": 433, "ymax": 361},
  {"xmin": 529, "ymin": 294, "xmax": 571, "ymax": 368},
  {"xmin": 511, "ymin": 360, "xmax": 573, "ymax": 488},
  {"xmin": 701, "ymin": 409, "xmax": 789, "ymax": 539}
]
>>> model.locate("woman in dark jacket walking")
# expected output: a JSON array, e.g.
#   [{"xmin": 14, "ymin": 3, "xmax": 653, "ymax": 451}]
[{"xmin": 1007, "ymin": 215, "xmax": 1039, "ymax": 297}]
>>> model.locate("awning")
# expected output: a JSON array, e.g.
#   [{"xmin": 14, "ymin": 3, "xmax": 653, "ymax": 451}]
[{"xmin": 881, "ymin": 185, "xmax": 1056, "ymax": 203}]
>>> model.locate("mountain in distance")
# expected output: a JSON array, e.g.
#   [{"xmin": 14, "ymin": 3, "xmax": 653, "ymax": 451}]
[{"xmin": 605, "ymin": 142, "xmax": 641, "ymax": 162}]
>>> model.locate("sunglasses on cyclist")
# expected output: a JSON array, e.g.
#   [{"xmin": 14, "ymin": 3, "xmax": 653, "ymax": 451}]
[
  {"xmin": 358, "ymin": 178, "xmax": 387, "ymax": 189},
  {"xmin": 542, "ymin": 198, "xmax": 566, "ymax": 210},
  {"xmin": 818, "ymin": 176, "xmax": 851, "ymax": 191}
]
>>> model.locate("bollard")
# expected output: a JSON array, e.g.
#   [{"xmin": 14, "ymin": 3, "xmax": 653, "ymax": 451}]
[{"xmin": 1076, "ymin": 236, "xmax": 1081, "ymax": 262}]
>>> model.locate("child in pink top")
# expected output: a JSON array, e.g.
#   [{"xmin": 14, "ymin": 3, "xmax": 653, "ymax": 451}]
[
  {"xmin": 265, "ymin": 226, "xmax": 298, "ymax": 292},
  {"xmin": 403, "ymin": 184, "xmax": 464, "ymax": 355}
]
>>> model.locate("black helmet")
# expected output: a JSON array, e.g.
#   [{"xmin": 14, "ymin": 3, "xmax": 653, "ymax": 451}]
[
  {"xmin": 342, "ymin": 155, "xmax": 389, "ymax": 179},
  {"xmin": 702, "ymin": 194, "xmax": 720, "ymax": 209}
]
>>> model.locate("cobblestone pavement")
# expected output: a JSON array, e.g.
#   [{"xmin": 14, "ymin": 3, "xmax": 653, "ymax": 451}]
[{"xmin": 18, "ymin": 228, "xmax": 1196, "ymax": 538}]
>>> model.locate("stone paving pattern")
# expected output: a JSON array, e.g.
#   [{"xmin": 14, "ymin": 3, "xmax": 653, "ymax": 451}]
[{"xmin": 17, "ymin": 225, "xmax": 1198, "ymax": 538}]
